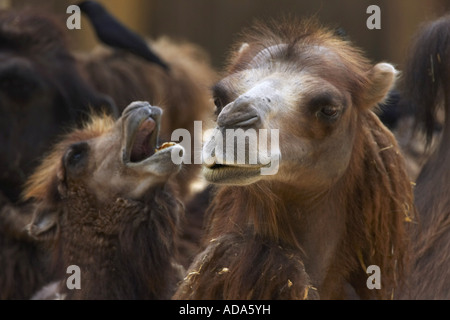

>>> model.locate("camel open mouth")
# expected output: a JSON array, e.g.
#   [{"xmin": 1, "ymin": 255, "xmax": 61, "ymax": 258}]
[
  {"xmin": 124, "ymin": 114, "xmax": 179, "ymax": 166},
  {"xmin": 129, "ymin": 117, "xmax": 158, "ymax": 163},
  {"xmin": 121, "ymin": 102, "xmax": 183, "ymax": 175}
]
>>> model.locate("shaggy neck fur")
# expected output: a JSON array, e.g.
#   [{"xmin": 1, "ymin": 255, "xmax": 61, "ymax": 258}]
[{"xmin": 56, "ymin": 184, "xmax": 181, "ymax": 300}]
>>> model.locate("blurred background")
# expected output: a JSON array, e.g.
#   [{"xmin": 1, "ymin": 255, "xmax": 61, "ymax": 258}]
[{"xmin": 4, "ymin": 0, "xmax": 450, "ymax": 71}]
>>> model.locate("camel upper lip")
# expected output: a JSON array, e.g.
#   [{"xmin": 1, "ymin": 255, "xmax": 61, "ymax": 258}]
[{"xmin": 122, "ymin": 106, "xmax": 161, "ymax": 165}]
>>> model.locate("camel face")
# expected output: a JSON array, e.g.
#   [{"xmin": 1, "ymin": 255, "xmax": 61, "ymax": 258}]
[
  {"xmin": 203, "ymin": 44, "xmax": 367, "ymax": 188},
  {"xmin": 63, "ymin": 101, "xmax": 184, "ymax": 202}
]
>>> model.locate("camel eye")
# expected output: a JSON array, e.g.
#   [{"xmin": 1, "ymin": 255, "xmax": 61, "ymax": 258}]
[
  {"xmin": 213, "ymin": 97, "xmax": 224, "ymax": 115},
  {"xmin": 214, "ymin": 97, "xmax": 223, "ymax": 109},
  {"xmin": 319, "ymin": 106, "xmax": 340, "ymax": 119},
  {"xmin": 69, "ymin": 151, "xmax": 83, "ymax": 164},
  {"xmin": 212, "ymin": 83, "xmax": 229, "ymax": 115},
  {"xmin": 309, "ymin": 92, "xmax": 342, "ymax": 121},
  {"xmin": 64, "ymin": 142, "xmax": 89, "ymax": 175}
]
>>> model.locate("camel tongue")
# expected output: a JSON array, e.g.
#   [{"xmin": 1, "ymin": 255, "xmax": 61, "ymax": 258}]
[{"xmin": 130, "ymin": 117, "xmax": 156, "ymax": 162}]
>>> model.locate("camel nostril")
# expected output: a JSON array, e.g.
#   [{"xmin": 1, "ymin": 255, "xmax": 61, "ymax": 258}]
[{"xmin": 217, "ymin": 95, "xmax": 265, "ymax": 128}]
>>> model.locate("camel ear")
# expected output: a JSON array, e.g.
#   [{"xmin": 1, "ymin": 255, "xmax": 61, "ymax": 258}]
[
  {"xmin": 238, "ymin": 42, "xmax": 250, "ymax": 55},
  {"xmin": 230, "ymin": 42, "xmax": 250, "ymax": 64},
  {"xmin": 363, "ymin": 63, "xmax": 398, "ymax": 108},
  {"xmin": 24, "ymin": 162, "xmax": 66, "ymax": 241},
  {"xmin": 26, "ymin": 204, "xmax": 60, "ymax": 241}
]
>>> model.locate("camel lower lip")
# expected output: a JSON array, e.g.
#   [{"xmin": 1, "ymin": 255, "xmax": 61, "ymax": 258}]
[{"xmin": 202, "ymin": 164, "xmax": 262, "ymax": 184}]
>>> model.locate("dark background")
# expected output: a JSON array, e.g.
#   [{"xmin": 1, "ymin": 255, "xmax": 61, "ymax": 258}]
[{"xmin": 7, "ymin": 0, "xmax": 450, "ymax": 71}]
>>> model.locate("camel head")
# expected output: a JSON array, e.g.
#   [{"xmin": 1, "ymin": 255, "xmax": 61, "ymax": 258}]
[
  {"xmin": 202, "ymin": 20, "xmax": 396, "ymax": 189},
  {"xmin": 23, "ymin": 101, "xmax": 183, "ymax": 240}
]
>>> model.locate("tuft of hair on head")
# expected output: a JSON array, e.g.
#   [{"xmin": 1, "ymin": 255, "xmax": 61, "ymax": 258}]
[
  {"xmin": 226, "ymin": 16, "xmax": 332, "ymax": 72},
  {"xmin": 78, "ymin": 107, "xmax": 117, "ymax": 138}
]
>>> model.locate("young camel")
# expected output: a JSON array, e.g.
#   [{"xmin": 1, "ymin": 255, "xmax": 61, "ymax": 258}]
[
  {"xmin": 24, "ymin": 101, "xmax": 184, "ymax": 299},
  {"xmin": 174, "ymin": 19, "xmax": 415, "ymax": 300}
]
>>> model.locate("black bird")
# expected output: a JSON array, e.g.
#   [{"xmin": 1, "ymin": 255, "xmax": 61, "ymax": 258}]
[{"xmin": 78, "ymin": 0, "xmax": 170, "ymax": 71}]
